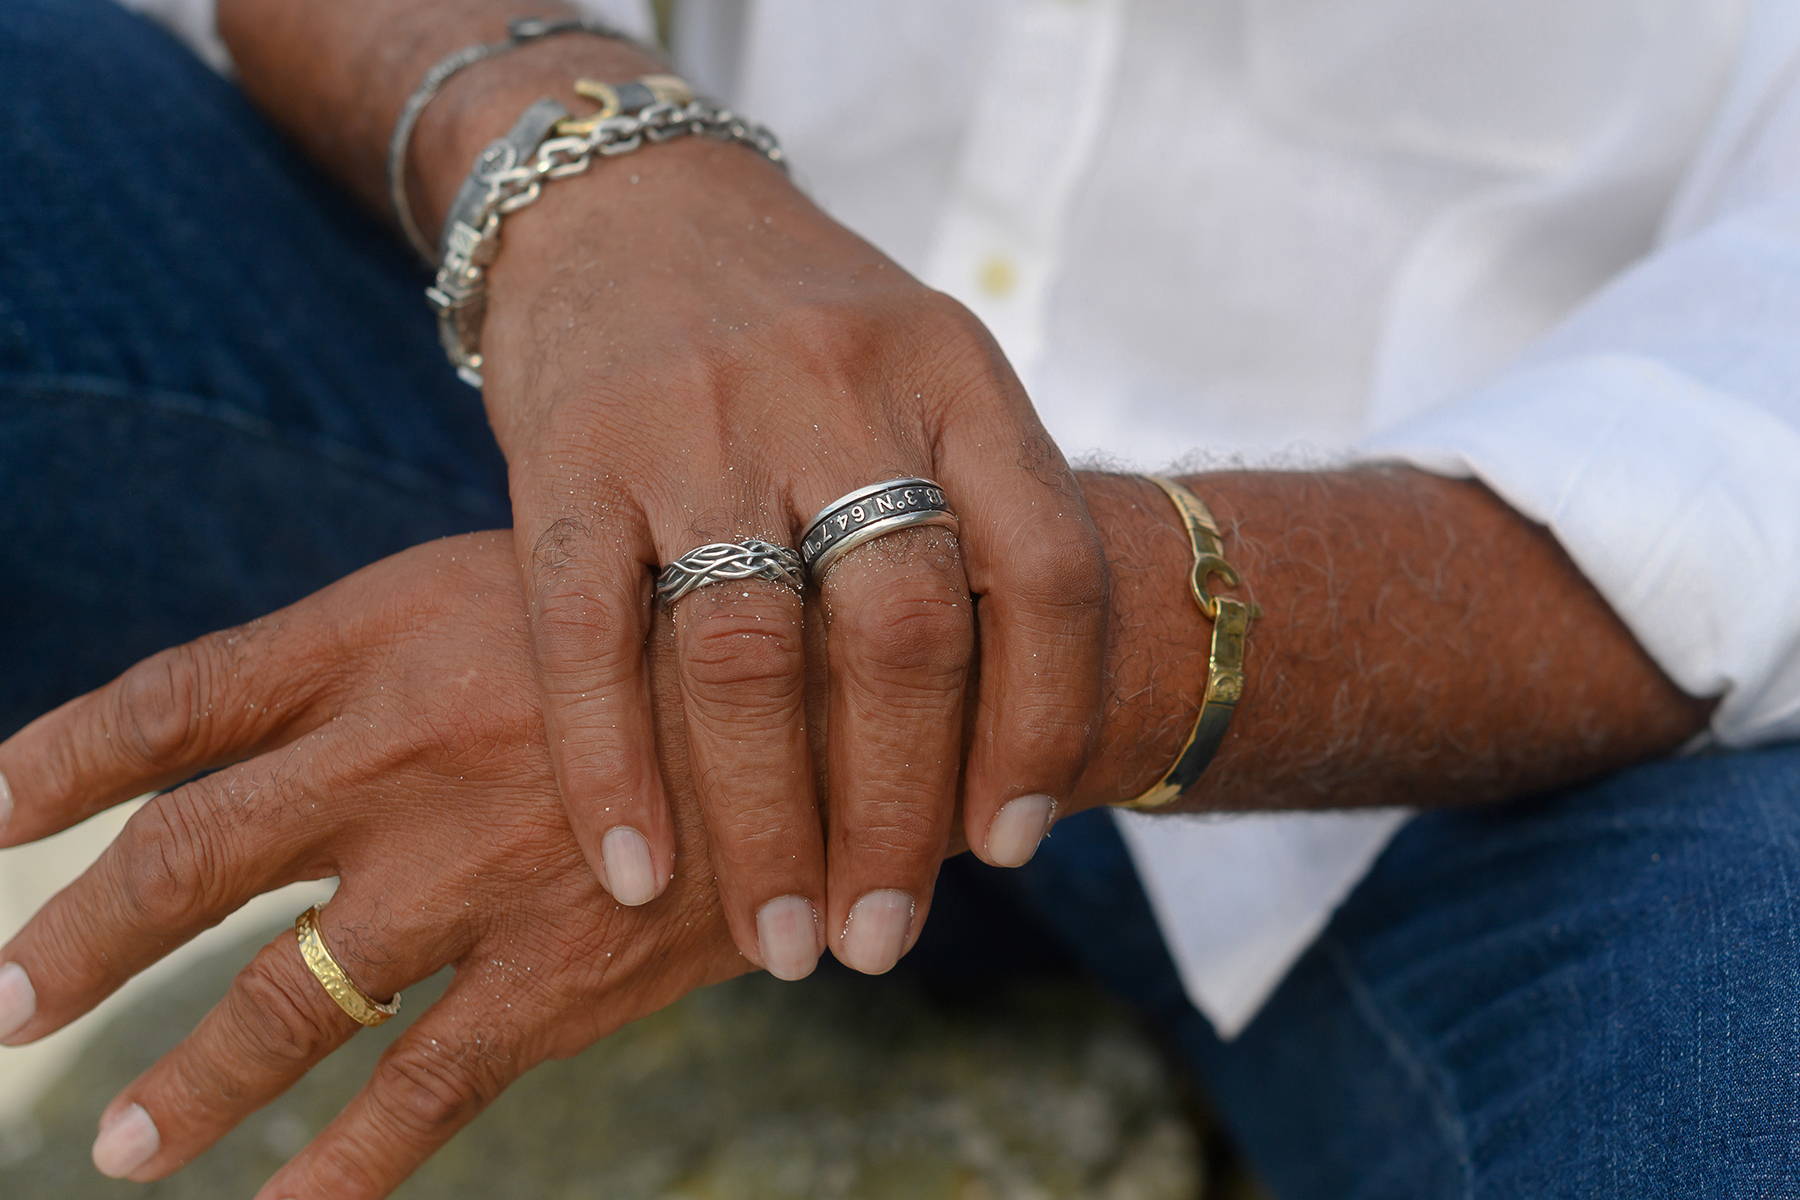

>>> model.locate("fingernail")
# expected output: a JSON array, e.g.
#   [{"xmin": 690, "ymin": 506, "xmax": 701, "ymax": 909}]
[
  {"xmin": 0, "ymin": 769, "xmax": 13, "ymax": 835},
  {"xmin": 0, "ymin": 962, "xmax": 35, "ymax": 1043},
  {"xmin": 92, "ymin": 1102, "xmax": 159, "ymax": 1178},
  {"xmin": 756, "ymin": 895, "xmax": 822, "ymax": 982},
  {"xmin": 601, "ymin": 827, "xmax": 658, "ymax": 906},
  {"xmin": 840, "ymin": 889, "xmax": 915, "ymax": 975},
  {"xmin": 985, "ymin": 794, "xmax": 1057, "ymax": 868}
]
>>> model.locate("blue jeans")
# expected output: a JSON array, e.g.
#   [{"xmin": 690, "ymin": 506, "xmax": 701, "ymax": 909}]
[{"xmin": 5, "ymin": 3, "xmax": 1798, "ymax": 1196}]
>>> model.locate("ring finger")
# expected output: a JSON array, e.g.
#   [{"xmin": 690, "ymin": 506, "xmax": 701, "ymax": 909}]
[
  {"xmin": 805, "ymin": 475, "xmax": 973, "ymax": 975},
  {"xmin": 90, "ymin": 893, "xmax": 455, "ymax": 1183}
]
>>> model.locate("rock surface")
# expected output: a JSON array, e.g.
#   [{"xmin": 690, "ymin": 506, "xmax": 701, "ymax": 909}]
[{"xmin": 2, "ymin": 924, "xmax": 1203, "ymax": 1198}]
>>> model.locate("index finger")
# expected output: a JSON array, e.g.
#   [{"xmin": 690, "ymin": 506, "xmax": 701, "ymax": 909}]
[
  {"xmin": 944, "ymin": 436, "xmax": 1107, "ymax": 869},
  {"xmin": 515, "ymin": 506, "xmax": 674, "ymax": 909},
  {"xmin": 0, "ymin": 620, "xmax": 327, "ymax": 847}
]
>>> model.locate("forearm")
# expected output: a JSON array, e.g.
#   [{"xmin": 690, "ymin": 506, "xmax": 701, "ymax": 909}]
[
  {"xmin": 216, "ymin": 4, "xmax": 1706, "ymax": 820},
  {"xmin": 216, "ymin": 0, "xmax": 663, "ymax": 242},
  {"xmin": 1066, "ymin": 468, "xmax": 1711, "ymax": 816}
]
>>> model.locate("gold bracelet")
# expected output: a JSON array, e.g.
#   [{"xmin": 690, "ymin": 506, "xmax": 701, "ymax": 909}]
[{"xmin": 1120, "ymin": 476, "xmax": 1257, "ymax": 811}]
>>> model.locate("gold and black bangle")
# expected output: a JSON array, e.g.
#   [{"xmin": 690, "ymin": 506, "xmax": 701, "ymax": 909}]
[{"xmin": 1120, "ymin": 476, "xmax": 1257, "ymax": 811}]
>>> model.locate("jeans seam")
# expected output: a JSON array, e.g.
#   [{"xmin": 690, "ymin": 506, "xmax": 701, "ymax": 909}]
[
  {"xmin": 1323, "ymin": 935, "xmax": 1477, "ymax": 1199},
  {"xmin": 2, "ymin": 372, "xmax": 503, "ymax": 520}
]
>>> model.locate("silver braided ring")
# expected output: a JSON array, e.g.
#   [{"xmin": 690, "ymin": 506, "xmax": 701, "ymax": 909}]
[
  {"xmin": 655, "ymin": 539, "xmax": 805, "ymax": 606},
  {"xmin": 799, "ymin": 478, "xmax": 960, "ymax": 579}
]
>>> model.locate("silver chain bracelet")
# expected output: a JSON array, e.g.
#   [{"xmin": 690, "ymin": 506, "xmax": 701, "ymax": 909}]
[
  {"xmin": 387, "ymin": 18, "xmax": 637, "ymax": 264},
  {"xmin": 426, "ymin": 97, "xmax": 788, "ymax": 388}
]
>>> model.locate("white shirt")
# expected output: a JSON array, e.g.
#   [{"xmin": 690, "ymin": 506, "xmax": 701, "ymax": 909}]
[{"xmin": 125, "ymin": 0, "xmax": 1800, "ymax": 1038}]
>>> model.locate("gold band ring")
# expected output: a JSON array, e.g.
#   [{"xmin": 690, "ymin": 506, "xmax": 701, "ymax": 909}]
[{"xmin": 294, "ymin": 905, "xmax": 401, "ymax": 1027}]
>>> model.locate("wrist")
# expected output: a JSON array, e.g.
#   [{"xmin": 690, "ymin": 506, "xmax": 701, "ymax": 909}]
[
  {"xmin": 1089, "ymin": 465, "xmax": 1713, "ymax": 818},
  {"xmin": 408, "ymin": 33, "xmax": 667, "ymax": 252},
  {"xmin": 1066, "ymin": 471, "xmax": 1227, "ymax": 816}
]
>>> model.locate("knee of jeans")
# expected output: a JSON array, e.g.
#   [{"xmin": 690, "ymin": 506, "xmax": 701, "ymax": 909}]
[
  {"xmin": 1203, "ymin": 749, "xmax": 1800, "ymax": 1197},
  {"xmin": 1308, "ymin": 745, "xmax": 1800, "ymax": 1182},
  {"xmin": 1382, "ymin": 742, "xmax": 1800, "ymax": 919}
]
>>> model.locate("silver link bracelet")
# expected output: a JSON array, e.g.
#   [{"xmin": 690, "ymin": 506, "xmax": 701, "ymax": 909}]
[
  {"xmin": 426, "ymin": 97, "xmax": 788, "ymax": 388},
  {"xmin": 387, "ymin": 18, "xmax": 636, "ymax": 264}
]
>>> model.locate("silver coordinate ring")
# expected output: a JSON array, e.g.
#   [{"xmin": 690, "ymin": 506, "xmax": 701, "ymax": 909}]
[
  {"xmin": 799, "ymin": 477, "xmax": 960, "ymax": 579},
  {"xmin": 655, "ymin": 539, "xmax": 806, "ymax": 606}
]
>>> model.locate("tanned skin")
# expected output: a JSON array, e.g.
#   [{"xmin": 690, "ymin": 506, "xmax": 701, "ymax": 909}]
[
  {"xmin": 208, "ymin": 0, "xmax": 1704, "ymax": 814},
  {"xmin": 0, "ymin": 471, "xmax": 1704, "ymax": 1196}
]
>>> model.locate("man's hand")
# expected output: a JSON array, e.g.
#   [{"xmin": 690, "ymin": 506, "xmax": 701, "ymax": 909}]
[
  {"xmin": 216, "ymin": 0, "xmax": 1109, "ymax": 981},
  {"xmin": 473, "ymin": 137, "xmax": 1106, "ymax": 976},
  {"xmin": 0, "ymin": 534, "xmax": 744, "ymax": 1197},
  {"xmin": 0, "ymin": 469, "xmax": 1710, "ymax": 1197}
]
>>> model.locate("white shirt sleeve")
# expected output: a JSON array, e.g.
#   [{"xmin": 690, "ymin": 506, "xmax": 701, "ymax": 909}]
[{"xmin": 1361, "ymin": 1, "xmax": 1800, "ymax": 748}]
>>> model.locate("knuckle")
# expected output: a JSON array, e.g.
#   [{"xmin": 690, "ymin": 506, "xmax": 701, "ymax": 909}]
[
  {"xmin": 116, "ymin": 794, "xmax": 221, "ymax": 926},
  {"xmin": 531, "ymin": 403, "xmax": 647, "ymax": 476},
  {"xmin": 547, "ymin": 736, "xmax": 643, "ymax": 800},
  {"xmin": 763, "ymin": 297, "xmax": 888, "ymax": 382},
  {"xmin": 530, "ymin": 582, "xmax": 642, "ymax": 681},
  {"xmin": 843, "ymin": 806, "xmax": 946, "ymax": 863},
  {"xmin": 841, "ymin": 586, "xmax": 972, "ymax": 683},
  {"xmin": 993, "ymin": 699, "xmax": 1096, "ymax": 776},
  {"xmin": 1010, "ymin": 529, "xmax": 1110, "ymax": 612},
  {"xmin": 907, "ymin": 294, "xmax": 1009, "ymax": 390},
  {"xmin": 710, "ymin": 797, "xmax": 806, "ymax": 868},
  {"xmin": 682, "ymin": 611, "xmax": 805, "ymax": 698},
  {"xmin": 105, "ymin": 641, "xmax": 215, "ymax": 769},
  {"xmin": 230, "ymin": 955, "xmax": 342, "ymax": 1067},
  {"xmin": 910, "ymin": 291, "xmax": 993, "ymax": 350},
  {"xmin": 160, "ymin": 1043, "xmax": 247, "ymax": 1111},
  {"xmin": 36, "ymin": 728, "xmax": 92, "ymax": 815},
  {"xmin": 300, "ymin": 1141, "xmax": 388, "ymax": 1198},
  {"xmin": 529, "ymin": 513, "xmax": 594, "ymax": 576},
  {"xmin": 374, "ymin": 1044, "xmax": 491, "ymax": 1141}
]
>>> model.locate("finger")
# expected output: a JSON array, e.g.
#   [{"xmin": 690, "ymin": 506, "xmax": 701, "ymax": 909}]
[
  {"xmin": 664, "ymin": 524, "xmax": 823, "ymax": 982},
  {"xmin": 89, "ymin": 901, "xmax": 450, "ymax": 1184},
  {"xmin": 515, "ymin": 502, "xmax": 673, "ymax": 908},
  {"xmin": 816, "ymin": 517, "xmax": 973, "ymax": 975},
  {"xmin": 0, "ymin": 619, "xmax": 329, "ymax": 848},
  {"xmin": 942, "ymin": 434, "xmax": 1108, "ymax": 868},
  {"xmin": 0, "ymin": 752, "xmax": 332, "ymax": 1047},
  {"xmin": 250, "ymin": 973, "xmax": 536, "ymax": 1200}
]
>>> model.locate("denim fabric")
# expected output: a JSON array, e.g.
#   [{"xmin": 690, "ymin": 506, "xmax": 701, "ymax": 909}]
[
  {"xmin": 5, "ymin": 3, "xmax": 1799, "ymax": 1197},
  {"xmin": 0, "ymin": 0, "xmax": 508, "ymax": 725},
  {"xmin": 1193, "ymin": 751, "xmax": 1800, "ymax": 1198},
  {"xmin": 963, "ymin": 754, "xmax": 1800, "ymax": 1199}
]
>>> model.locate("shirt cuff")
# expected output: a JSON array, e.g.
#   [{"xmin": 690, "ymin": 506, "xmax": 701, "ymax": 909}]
[{"xmin": 1360, "ymin": 351, "xmax": 1800, "ymax": 747}]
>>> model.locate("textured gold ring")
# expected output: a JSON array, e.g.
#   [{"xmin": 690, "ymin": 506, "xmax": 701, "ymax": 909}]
[{"xmin": 294, "ymin": 905, "xmax": 401, "ymax": 1027}]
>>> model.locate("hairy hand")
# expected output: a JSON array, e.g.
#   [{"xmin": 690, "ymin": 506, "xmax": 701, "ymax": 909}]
[
  {"xmin": 0, "ymin": 533, "xmax": 745, "ymax": 1198},
  {"xmin": 475, "ymin": 137, "xmax": 1107, "ymax": 977}
]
